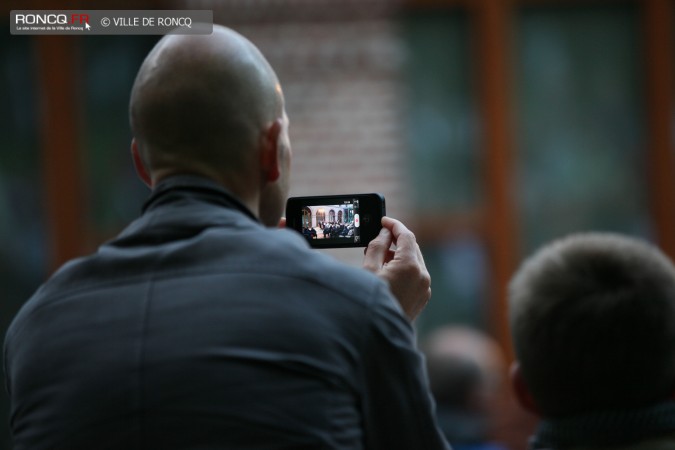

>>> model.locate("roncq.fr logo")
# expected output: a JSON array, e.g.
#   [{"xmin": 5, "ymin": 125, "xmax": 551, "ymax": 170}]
[{"xmin": 15, "ymin": 13, "xmax": 90, "ymax": 26}]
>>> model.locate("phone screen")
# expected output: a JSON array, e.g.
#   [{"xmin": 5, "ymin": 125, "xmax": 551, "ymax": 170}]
[{"xmin": 285, "ymin": 194, "xmax": 385, "ymax": 248}]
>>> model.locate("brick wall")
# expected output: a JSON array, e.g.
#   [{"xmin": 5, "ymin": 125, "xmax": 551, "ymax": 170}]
[{"xmin": 182, "ymin": 0, "xmax": 410, "ymax": 265}]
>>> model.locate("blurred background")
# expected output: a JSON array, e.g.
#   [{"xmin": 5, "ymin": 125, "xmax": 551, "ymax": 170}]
[{"xmin": 2, "ymin": 0, "xmax": 674, "ymax": 448}]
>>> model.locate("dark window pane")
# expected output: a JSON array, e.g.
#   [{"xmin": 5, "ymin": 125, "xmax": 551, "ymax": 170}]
[
  {"xmin": 0, "ymin": 28, "xmax": 46, "ymax": 450},
  {"xmin": 82, "ymin": 36, "xmax": 157, "ymax": 242},
  {"xmin": 402, "ymin": 11, "xmax": 486, "ymax": 330},
  {"xmin": 403, "ymin": 11, "xmax": 480, "ymax": 212},
  {"xmin": 418, "ymin": 237, "xmax": 489, "ymax": 332},
  {"xmin": 514, "ymin": 5, "xmax": 650, "ymax": 253}
]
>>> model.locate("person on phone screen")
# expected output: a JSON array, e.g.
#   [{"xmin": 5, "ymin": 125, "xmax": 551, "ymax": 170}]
[{"xmin": 4, "ymin": 25, "xmax": 449, "ymax": 450}]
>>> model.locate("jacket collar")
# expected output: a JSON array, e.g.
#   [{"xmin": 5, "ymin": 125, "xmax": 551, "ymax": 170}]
[
  {"xmin": 142, "ymin": 174, "xmax": 259, "ymax": 223},
  {"xmin": 530, "ymin": 401, "xmax": 675, "ymax": 449}
]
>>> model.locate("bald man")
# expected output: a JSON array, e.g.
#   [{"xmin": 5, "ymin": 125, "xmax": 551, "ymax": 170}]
[{"xmin": 4, "ymin": 26, "xmax": 449, "ymax": 450}]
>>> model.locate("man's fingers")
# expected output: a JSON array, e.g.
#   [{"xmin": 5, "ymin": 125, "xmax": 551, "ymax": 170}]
[
  {"xmin": 384, "ymin": 249, "xmax": 395, "ymax": 265},
  {"xmin": 382, "ymin": 216, "xmax": 420, "ymax": 267},
  {"xmin": 365, "ymin": 216, "xmax": 432, "ymax": 321},
  {"xmin": 380, "ymin": 217, "xmax": 426, "ymax": 270},
  {"xmin": 382, "ymin": 216, "xmax": 417, "ymax": 253},
  {"xmin": 363, "ymin": 226, "xmax": 392, "ymax": 273},
  {"xmin": 278, "ymin": 217, "xmax": 287, "ymax": 229}
]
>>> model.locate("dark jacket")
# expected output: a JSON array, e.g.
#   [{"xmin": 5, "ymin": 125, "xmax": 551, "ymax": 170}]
[{"xmin": 4, "ymin": 175, "xmax": 449, "ymax": 450}]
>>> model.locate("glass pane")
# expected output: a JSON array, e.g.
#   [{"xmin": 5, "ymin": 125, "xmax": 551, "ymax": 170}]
[
  {"xmin": 0, "ymin": 30, "xmax": 46, "ymax": 449},
  {"xmin": 402, "ymin": 11, "xmax": 480, "ymax": 212},
  {"xmin": 417, "ymin": 235, "xmax": 489, "ymax": 332},
  {"xmin": 515, "ymin": 5, "xmax": 649, "ymax": 254},
  {"xmin": 402, "ymin": 11, "xmax": 486, "ymax": 331},
  {"xmin": 82, "ymin": 36, "xmax": 157, "ymax": 244}
]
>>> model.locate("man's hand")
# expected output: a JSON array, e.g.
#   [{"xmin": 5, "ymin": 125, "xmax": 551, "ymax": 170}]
[{"xmin": 363, "ymin": 216, "xmax": 431, "ymax": 321}]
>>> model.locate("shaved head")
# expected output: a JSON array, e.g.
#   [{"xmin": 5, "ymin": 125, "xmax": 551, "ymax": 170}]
[{"xmin": 130, "ymin": 25, "xmax": 284, "ymax": 185}]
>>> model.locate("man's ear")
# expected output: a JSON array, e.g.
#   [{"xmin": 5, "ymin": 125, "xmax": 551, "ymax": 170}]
[
  {"xmin": 131, "ymin": 139, "xmax": 152, "ymax": 188},
  {"xmin": 260, "ymin": 119, "xmax": 282, "ymax": 183},
  {"xmin": 510, "ymin": 361, "xmax": 541, "ymax": 416}
]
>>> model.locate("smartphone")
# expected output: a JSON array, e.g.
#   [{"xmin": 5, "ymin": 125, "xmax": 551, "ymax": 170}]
[{"xmin": 285, "ymin": 193, "xmax": 386, "ymax": 248}]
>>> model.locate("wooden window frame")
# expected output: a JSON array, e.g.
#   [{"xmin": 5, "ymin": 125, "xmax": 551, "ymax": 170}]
[
  {"xmin": 33, "ymin": 0, "xmax": 675, "ymax": 358},
  {"xmin": 406, "ymin": 0, "xmax": 675, "ymax": 361}
]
